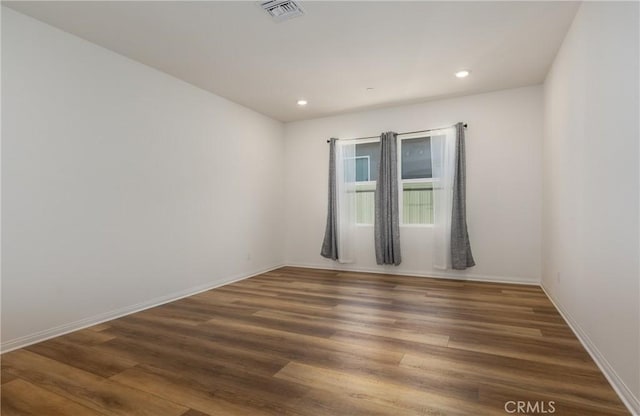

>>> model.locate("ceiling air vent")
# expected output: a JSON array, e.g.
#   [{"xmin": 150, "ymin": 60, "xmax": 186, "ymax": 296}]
[{"xmin": 261, "ymin": 0, "xmax": 305, "ymax": 22}]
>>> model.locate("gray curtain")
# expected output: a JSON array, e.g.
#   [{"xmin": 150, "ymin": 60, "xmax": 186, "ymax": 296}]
[
  {"xmin": 374, "ymin": 132, "xmax": 401, "ymax": 265},
  {"xmin": 320, "ymin": 138, "xmax": 338, "ymax": 260},
  {"xmin": 451, "ymin": 123, "xmax": 475, "ymax": 269}
]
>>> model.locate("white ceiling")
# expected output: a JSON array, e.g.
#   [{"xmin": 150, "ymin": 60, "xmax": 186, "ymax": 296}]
[{"xmin": 5, "ymin": 1, "xmax": 579, "ymax": 122}]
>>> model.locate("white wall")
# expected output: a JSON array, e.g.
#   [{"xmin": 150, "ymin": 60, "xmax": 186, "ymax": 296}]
[
  {"xmin": 1, "ymin": 8, "xmax": 285, "ymax": 350},
  {"xmin": 542, "ymin": 2, "xmax": 639, "ymax": 412},
  {"xmin": 284, "ymin": 86, "xmax": 543, "ymax": 284}
]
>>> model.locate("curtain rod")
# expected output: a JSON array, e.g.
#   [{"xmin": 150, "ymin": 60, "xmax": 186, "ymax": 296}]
[{"xmin": 326, "ymin": 123, "xmax": 467, "ymax": 143}]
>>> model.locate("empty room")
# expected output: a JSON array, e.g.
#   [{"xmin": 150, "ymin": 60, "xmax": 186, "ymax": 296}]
[{"xmin": 1, "ymin": 1, "xmax": 638, "ymax": 415}]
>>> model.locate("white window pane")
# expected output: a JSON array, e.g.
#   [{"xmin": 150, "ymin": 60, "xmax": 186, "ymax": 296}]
[
  {"xmin": 403, "ymin": 182, "xmax": 433, "ymax": 224},
  {"xmin": 356, "ymin": 182, "xmax": 375, "ymax": 224}
]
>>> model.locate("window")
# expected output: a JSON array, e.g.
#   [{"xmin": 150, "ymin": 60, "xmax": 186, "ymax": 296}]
[
  {"xmin": 349, "ymin": 135, "xmax": 437, "ymax": 226},
  {"xmin": 354, "ymin": 140, "xmax": 379, "ymax": 225},
  {"xmin": 399, "ymin": 135, "xmax": 435, "ymax": 225}
]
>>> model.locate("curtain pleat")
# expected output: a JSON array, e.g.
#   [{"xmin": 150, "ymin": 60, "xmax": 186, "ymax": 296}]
[
  {"xmin": 320, "ymin": 138, "xmax": 338, "ymax": 260},
  {"xmin": 451, "ymin": 123, "xmax": 475, "ymax": 269},
  {"xmin": 374, "ymin": 132, "xmax": 402, "ymax": 265}
]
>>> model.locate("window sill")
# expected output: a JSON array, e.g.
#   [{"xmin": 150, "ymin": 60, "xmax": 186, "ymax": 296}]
[
  {"xmin": 355, "ymin": 224, "xmax": 434, "ymax": 228},
  {"xmin": 401, "ymin": 224, "xmax": 434, "ymax": 228}
]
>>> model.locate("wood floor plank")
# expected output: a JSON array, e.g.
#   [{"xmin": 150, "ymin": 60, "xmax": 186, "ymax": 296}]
[
  {"xmin": 274, "ymin": 361, "xmax": 499, "ymax": 416},
  {"xmin": 287, "ymin": 388, "xmax": 412, "ymax": 416},
  {"xmin": 57, "ymin": 328, "xmax": 116, "ymax": 346},
  {"xmin": 393, "ymin": 314, "xmax": 544, "ymax": 338},
  {"xmin": 1, "ymin": 378, "xmax": 105, "ymax": 416},
  {"xmin": 94, "ymin": 325, "xmax": 289, "ymax": 378},
  {"xmin": 329, "ymin": 320, "xmax": 450, "ymax": 346},
  {"xmin": 87, "ymin": 323, "xmax": 112, "ymax": 332},
  {"xmin": 400, "ymin": 353, "xmax": 622, "ymax": 407},
  {"xmin": 2, "ymin": 350, "xmax": 188, "ymax": 416},
  {"xmin": 0, "ymin": 266, "xmax": 629, "ymax": 415},
  {"xmin": 250, "ymin": 300, "xmax": 398, "ymax": 325},
  {"xmin": 238, "ymin": 308, "xmax": 450, "ymax": 347},
  {"xmin": 1, "ymin": 371, "xmax": 18, "ymax": 384},
  {"xmin": 180, "ymin": 410, "xmax": 211, "ymax": 416},
  {"xmin": 196, "ymin": 317, "xmax": 406, "ymax": 368},
  {"xmin": 111, "ymin": 365, "xmax": 302, "ymax": 416},
  {"xmin": 26, "ymin": 338, "xmax": 138, "ymax": 378},
  {"xmin": 446, "ymin": 338, "xmax": 594, "ymax": 369}
]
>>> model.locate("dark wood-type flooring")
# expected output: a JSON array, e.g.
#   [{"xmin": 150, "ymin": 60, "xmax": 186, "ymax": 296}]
[{"xmin": 1, "ymin": 267, "xmax": 629, "ymax": 415}]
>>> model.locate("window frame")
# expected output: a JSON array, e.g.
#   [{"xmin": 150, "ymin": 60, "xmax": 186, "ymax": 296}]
[{"xmin": 397, "ymin": 132, "xmax": 434, "ymax": 228}]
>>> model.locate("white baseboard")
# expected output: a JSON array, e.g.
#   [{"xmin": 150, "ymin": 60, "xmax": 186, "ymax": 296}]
[
  {"xmin": 0, "ymin": 264, "xmax": 285, "ymax": 354},
  {"xmin": 540, "ymin": 284, "xmax": 640, "ymax": 416},
  {"xmin": 284, "ymin": 262, "xmax": 540, "ymax": 285}
]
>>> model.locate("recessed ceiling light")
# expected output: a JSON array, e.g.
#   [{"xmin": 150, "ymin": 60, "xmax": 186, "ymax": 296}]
[
  {"xmin": 455, "ymin": 70, "xmax": 470, "ymax": 78},
  {"xmin": 297, "ymin": 99, "xmax": 308, "ymax": 106}
]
